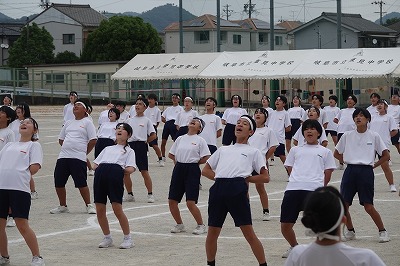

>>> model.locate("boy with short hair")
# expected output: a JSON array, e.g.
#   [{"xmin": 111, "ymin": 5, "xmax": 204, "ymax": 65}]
[
  {"xmin": 144, "ymin": 94, "xmax": 163, "ymax": 166},
  {"xmin": 301, "ymin": 94, "xmax": 328, "ymax": 128},
  {"xmin": 199, "ymin": 97, "xmax": 222, "ymax": 155},
  {"xmin": 116, "ymin": 101, "xmax": 130, "ymax": 123},
  {"xmin": 324, "ymin": 95, "xmax": 340, "ymax": 145}
]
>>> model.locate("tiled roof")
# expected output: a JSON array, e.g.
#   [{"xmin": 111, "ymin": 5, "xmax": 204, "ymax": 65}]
[
  {"xmin": 387, "ymin": 21, "xmax": 400, "ymax": 33},
  {"xmin": 277, "ymin": 21, "xmax": 303, "ymax": 31},
  {"xmin": 0, "ymin": 23, "xmax": 23, "ymax": 36},
  {"xmin": 233, "ymin": 18, "xmax": 286, "ymax": 31},
  {"xmin": 51, "ymin": 3, "xmax": 107, "ymax": 27},
  {"xmin": 165, "ymin": 14, "xmax": 243, "ymax": 31}
]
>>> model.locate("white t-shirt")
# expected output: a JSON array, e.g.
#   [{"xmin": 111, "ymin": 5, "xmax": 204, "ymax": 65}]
[
  {"xmin": 118, "ymin": 110, "xmax": 130, "ymax": 123},
  {"xmin": 0, "ymin": 127, "xmax": 15, "ymax": 150},
  {"xmin": 58, "ymin": 118, "xmax": 97, "ymax": 162},
  {"xmin": 199, "ymin": 113, "xmax": 223, "ymax": 146},
  {"xmin": 174, "ymin": 109, "xmax": 199, "ymax": 127},
  {"xmin": 0, "ymin": 141, "xmax": 43, "ymax": 193},
  {"xmin": 302, "ymin": 107, "xmax": 328, "ymax": 126},
  {"xmin": 367, "ymin": 105, "xmax": 379, "ymax": 119},
  {"xmin": 221, "ymin": 107, "xmax": 247, "ymax": 125},
  {"xmin": 387, "ymin": 104, "xmax": 400, "ymax": 128},
  {"xmin": 9, "ymin": 119, "xmax": 21, "ymax": 141},
  {"xmin": 207, "ymin": 143, "xmax": 266, "ymax": 178},
  {"xmin": 248, "ymin": 126, "xmax": 279, "ymax": 156},
  {"xmin": 145, "ymin": 106, "xmax": 162, "ymax": 126},
  {"xmin": 97, "ymin": 121, "xmax": 118, "ymax": 140},
  {"xmin": 288, "ymin": 106, "xmax": 305, "ymax": 120},
  {"xmin": 63, "ymin": 103, "xmax": 75, "ymax": 124},
  {"xmin": 126, "ymin": 115, "xmax": 155, "ymax": 142},
  {"xmin": 335, "ymin": 129, "xmax": 387, "ymax": 166},
  {"xmin": 162, "ymin": 105, "xmax": 183, "ymax": 121},
  {"xmin": 293, "ymin": 127, "xmax": 328, "ymax": 146},
  {"xmin": 264, "ymin": 107, "xmax": 274, "ymax": 126},
  {"xmin": 169, "ymin": 134, "xmax": 210, "ymax": 163},
  {"xmin": 98, "ymin": 109, "xmax": 110, "ymax": 127},
  {"xmin": 128, "ymin": 105, "xmax": 136, "ymax": 117},
  {"xmin": 369, "ymin": 114, "xmax": 397, "ymax": 149},
  {"xmin": 284, "ymin": 144, "xmax": 336, "ymax": 191},
  {"xmin": 323, "ymin": 106, "xmax": 340, "ymax": 131},
  {"xmin": 285, "ymin": 242, "xmax": 385, "ymax": 266},
  {"xmin": 335, "ymin": 108, "xmax": 356, "ymax": 134},
  {"xmin": 93, "ymin": 144, "xmax": 136, "ymax": 170},
  {"xmin": 268, "ymin": 109, "xmax": 291, "ymax": 144}
]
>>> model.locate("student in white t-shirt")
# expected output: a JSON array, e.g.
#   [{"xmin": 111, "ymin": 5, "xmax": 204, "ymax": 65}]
[
  {"xmin": 301, "ymin": 94, "xmax": 328, "ymax": 129},
  {"xmin": 115, "ymin": 100, "xmax": 130, "ymax": 123},
  {"xmin": 334, "ymin": 107, "xmax": 390, "ymax": 243},
  {"xmin": 199, "ymin": 97, "xmax": 222, "ymax": 155},
  {"xmin": 261, "ymin": 95, "xmax": 274, "ymax": 126},
  {"xmin": 98, "ymin": 103, "xmax": 115, "ymax": 128},
  {"xmin": 286, "ymin": 96, "xmax": 305, "ymax": 152},
  {"xmin": 366, "ymin": 92, "xmax": 380, "ymax": 119},
  {"xmin": 387, "ymin": 93, "xmax": 400, "ymax": 154},
  {"xmin": 94, "ymin": 107, "xmax": 120, "ymax": 158},
  {"xmin": 369, "ymin": 99, "xmax": 397, "ymax": 192},
  {"xmin": 0, "ymin": 117, "xmax": 45, "ymax": 266},
  {"xmin": 293, "ymin": 106, "xmax": 328, "ymax": 147},
  {"xmin": 202, "ymin": 115, "xmax": 269, "ymax": 266},
  {"xmin": 145, "ymin": 94, "xmax": 164, "ymax": 166},
  {"xmin": 168, "ymin": 117, "xmax": 210, "ymax": 235},
  {"xmin": 281, "ymin": 119, "xmax": 336, "ymax": 258},
  {"xmin": 175, "ymin": 96, "xmax": 199, "ymax": 139},
  {"xmin": 93, "ymin": 123, "xmax": 136, "ymax": 249},
  {"xmin": 324, "ymin": 95, "xmax": 340, "ymax": 146},
  {"xmin": 221, "ymin": 94, "xmax": 247, "ymax": 145},
  {"xmin": 63, "ymin": 91, "xmax": 78, "ymax": 125},
  {"xmin": 2, "ymin": 94, "xmax": 12, "ymax": 107},
  {"xmin": 248, "ymin": 108, "xmax": 278, "ymax": 221},
  {"xmin": 285, "ymin": 186, "xmax": 385, "ymax": 266},
  {"xmin": 51, "ymin": 100, "xmax": 97, "ymax": 215}
]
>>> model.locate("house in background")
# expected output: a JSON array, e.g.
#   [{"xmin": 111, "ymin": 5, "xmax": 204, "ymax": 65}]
[
  {"xmin": 387, "ymin": 21, "xmax": 400, "ymax": 47},
  {"xmin": 0, "ymin": 23, "xmax": 23, "ymax": 66},
  {"xmin": 276, "ymin": 20, "xmax": 303, "ymax": 49},
  {"xmin": 289, "ymin": 12, "xmax": 397, "ymax": 49},
  {"xmin": 29, "ymin": 3, "xmax": 107, "ymax": 56}
]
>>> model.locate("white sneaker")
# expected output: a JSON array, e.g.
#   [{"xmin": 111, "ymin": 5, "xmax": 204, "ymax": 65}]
[
  {"xmin": 31, "ymin": 256, "xmax": 45, "ymax": 266},
  {"xmin": 378, "ymin": 230, "xmax": 390, "ymax": 243},
  {"xmin": 192, "ymin": 224, "xmax": 207, "ymax": 235},
  {"xmin": 282, "ymin": 247, "xmax": 293, "ymax": 258},
  {"xmin": 123, "ymin": 194, "xmax": 135, "ymax": 202},
  {"xmin": 269, "ymin": 159, "xmax": 275, "ymax": 166},
  {"xmin": 389, "ymin": 184, "xmax": 397, "ymax": 192},
  {"xmin": 6, "ymin": 217, "xmax": 15, "ymax": 227},
  {"xmin": 343, "ymin": 229, "xmax": 356, "ymax": 241},
  {"xmin": 170, "ymin": 224, "xmax": 186, "ymax": 233},
  {"xmin": 50, "ymin": 206, "xmax": 69, "ymax": 214},
  {"xmin": 339, "ymin": 163, "xmax": 344, "ymax": 170},
  {"xmin": 162, "ymin": 156, "xmax": 166, "ymax": 162},
  {"xmin": 86, "ymin": 204, "xmax": 96, "ymax": 214},
  {"xmin": 262, "ymin": 212, "xmax": 271, "ymax": 221},
  {"xmin": 0, "ymin": 256, "xmax": 10, "ymax": 265},
  {"xmin": 31, "ymin": 191, "xmax": 38, "ymax": 200},
  {"xmin": 199, "ymin": 183, "xmax": 203, "ymax": 190},
  {"xmin": 388, "ymin": 160, "xmax": 393, "ymax": 166},
  {"xmin": 158, "ymin": 160, "xmax": 165, "ymax": 167},
  {"xmin": 119, "ymin": 237, "xmax": 134, "ymax": 249},
  {"xmin": 88, "ymin": 170, "xmax": 94, "ymax": 176},
  {"xmin": 147, "ymin": 194, "xmax": 155, "ymax": 203},
  {"xmin": 98, "ymin": 237, "xmax": 113, "ymax": 248}
]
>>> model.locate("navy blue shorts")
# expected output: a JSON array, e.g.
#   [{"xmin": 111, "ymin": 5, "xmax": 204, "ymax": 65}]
[
  {"xmin": 274, "ymin": 143, "xmax": 286, "ymax": 157},
  {"xmin": 208, "ymin": 178, "xmax": 252, "ymax": 228},
  {"xmin": 325, "ymin": 130, "xmax": 338, "ymax": 137},
  {"xmin": 208, "ymin": 145, "xmax": 218, "ymax": 155},
  {"xmin": 128, "ymin": 141, "xmax": 148, "ymax": 171},
  {"xmin": 168, "ymin": 162, "xmax": 201, "ymax": 203},
  {"xmin": 280, "ymin": 190, "xmax": 312, "ymax": 223},
  {"xmin": 337, "ymin": 133, "xmax": 344, "ymax": 142},
  {"xmin": 94, "ymin": 164, "xmax": 124, "ymax": 204},
  {"xmin": 148, "ymin": 125, "xmax": 159, "ymax": 147},
  {"xmin": 54, "ymin": 158, "xmax": 88, "ymax": 188},
  {"xmin": 391, "ymin": 130, "xmax": 399, "ymax": 145},
  {"xmin": 175, "ymin": 126, "xmax": 188, "ymax": 139},
  {"xmin": 222, "ymin": 123, "xmax": 236, "ymax": 145},
  {"xmin": 0, "ymin": 189, "xmax": 31, "ymax": 219},
  {"xmin": 286, "ymin": 119, "xmax": 301, "ymax": 140},
  {"xmin": 162, "ymin": 120, "xmax": 178, "ymax": 141},
  {"xmin": 94, "ymin": 138, "xmax": 115, "ymax": 158},
  {"xmin": 340, "ymin": 164, "xmax": 374, "ymax": 206}
]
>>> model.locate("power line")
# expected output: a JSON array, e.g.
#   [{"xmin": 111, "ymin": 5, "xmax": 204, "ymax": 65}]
[
  {"xmin": 243, "ymin": 0, "xmax": 256, "ymax": 18},
  {"xmin": 371, "ymin": 1, "xmax": 386, "ymax": 25},
  {"xmin": 222, "ymin": 4, "xmax": 233, "ymax": 20}
]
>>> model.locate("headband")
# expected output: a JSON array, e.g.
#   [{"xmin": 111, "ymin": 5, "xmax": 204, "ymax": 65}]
[
  {"xmin": 75, "ymin": 101, "xmax": 87, "ymax": 110},
  {"xmin": 192, "ymin": 117, "xmax": 205, "ymax": 133},
  {"xmin": 184, "ymin": 96, "xmax": 193, "ymax": 102},
  {"xmin": 240, "ymin": 115, "xmax": 254, "ymax": 131}
]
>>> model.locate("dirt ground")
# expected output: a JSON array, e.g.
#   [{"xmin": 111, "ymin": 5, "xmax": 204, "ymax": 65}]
[{"xmin": 3, "ymin": 105, "xmax": 400, "ymax": 266}]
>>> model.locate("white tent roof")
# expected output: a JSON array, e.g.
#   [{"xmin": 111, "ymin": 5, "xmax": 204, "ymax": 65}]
[
  {"xmin": 111, "ymin": 53, "xmax": 221, "ymax": 81},
  {"xmin": 197, "ymin": 50, "xmax": 308, "ymax": 80}
]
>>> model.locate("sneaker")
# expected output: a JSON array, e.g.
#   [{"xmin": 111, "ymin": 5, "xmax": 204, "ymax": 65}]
[
  {"xmin": 6, "ymin": 217, "xmax": 15, "ymax": 227},
  {"xmin": 0, "ymin": 256, "xmax": 10, "ymax": 265},
  {"xmin": 282, "ymin": 247, "xmax": 293, "ymax": 258},
  {"xmin": 389, "ymin": 184, "xmax": 397, "ymax": 192},
  {"xmin": 119, "ymin": 237, "xmax": 134, "ymax": 249},
  {"xmin": 147, "ymin": 194, "xmax": 155, "ymax": 203},
  {"xmin": 269, "ymin": 158, "xmax": 275, "ymax": 166},
  {"xmin": 199, "ymin": 183, "xmax": 203, "ymax": 190},
  {"xmin": 98, "ymin": 237, "xmax": 113, "ymax": 248},
  {"xmin": 158, "ymin": 160, "xmax": 165, "ymax": 167},
  {"xmin": 388, "ymin": 160, "xmax": 393, "ymax": 166},
  {"xmin": 49, "ymin": 206, "xmax": 69, "ymax": 214},
  {"xmin": 31, "ymin": 191, "xmax": 38, "ymax": 200},
  {"xmin": 170, "ymin": 224, "xmax": 186, "ymax": 233},
  {"xmin": 31, "ymin": 256, "xmax": 45, "ymax": 266},
  {"xmin": 343, "ymin": 229, "xmax": 356, "ymax": 241},
  {"xmin": 192, "ymin": 224, "xmax": 207, "ymax": 235},
  {"xmin": 339, "ymin": 163, "xmax": 344, "ymax": 170},
  {"xmin": 123, "ymin": 194, "xmax": 135, "ymax": 202},
  {"xmin": 86, "ymin": 204, "xmax": 96, "ymax": 214},
  {"xmin": 162, "ymin": 156, "xmax": 166, "ymax": 162},
  {"xmin": 262, "ymin": 212, "xmax": 271, "ymax": 221},
  {"xmin": 88, "ymin": 170, "xmax": 94, "ymax": 176},
  {"xmin": 378, "ymin": 230, "xmax": 390, "ymax": 243}
]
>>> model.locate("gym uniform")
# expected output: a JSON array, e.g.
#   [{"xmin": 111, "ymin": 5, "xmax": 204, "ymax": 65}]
[
  {"xmin": 0, "ymin": 127, "xmax": 15, "ymax": 151},
  {"xmin": 387, "ymin": 104, "xmax": 400, "ymax": 144},
  {"xmin": 286, "ymin": 106, "xmax": 305, "ymax": 140},
  {"xmin": 145, "ymin": 105, "xmax": 162, "ymax": 147},
  {"xmin": 221, "ymin": 107, "xmax": 247, "ymax": 145},
  {"xmin": 301, "ymin": 107, "xmax": 328, "ymax": 127},
  {"xmin": 324, "ymin": 106, "xmax": 340, "ymax": 137},
  {"xmin": 293, "ymin": 127, "xmax": 328, "ymax": 146},
  {"xmin": 268, "ymin": 109, "xmax": 291, "ymax": 156},
  {"xmin": 199, "ymin": 113, "xmax": 223, "ymax": 154},
  {"xmin": 94, "ymin": 121, "xmax": 118, "ymax": 158},
  {"xmin": 162, "ymin": 105, "xmax": 183, "ymax": 141},
  {"xmin": 175, "ymin": 109, "xmax": 199, "ymax": 139},
  {"xmin": 335, "ymin": 108, "xmax": 356, "ymax": 141}
]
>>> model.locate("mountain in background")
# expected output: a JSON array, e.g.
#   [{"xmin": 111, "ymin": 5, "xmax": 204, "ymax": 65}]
[
  {"xmin": 0, "ymin": 3, "xmax": 196, "ymax": 32},
  {"xmin": 375, "ymin": 12, "xmax": 400, "ymax": 24}
]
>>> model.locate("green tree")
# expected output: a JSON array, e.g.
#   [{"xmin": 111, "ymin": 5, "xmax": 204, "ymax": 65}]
[
  {"xmin": 81, "ymin": 16, "xmax": 162, "ymax": 62},
  {"xmin": 54, "ymin": 51, "xmax": 80, "ymax": 64},
  {"xmin": 8, "ymin": 23, "xmax": 54, "ymax": 68},
  {"xmin": 384, "ymin": 17, "xmax": 400, "ymax": 26}
]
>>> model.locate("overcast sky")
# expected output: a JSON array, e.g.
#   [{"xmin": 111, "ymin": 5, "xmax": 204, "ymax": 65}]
[{"xmin": 2, "ymin": 0, "xmax": 400, "ymax": 23}]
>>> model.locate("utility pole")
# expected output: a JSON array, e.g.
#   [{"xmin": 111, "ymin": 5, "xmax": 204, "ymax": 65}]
[
  {"xmin": 223, "ymin": 4, "xmax": 233, "ymax": 20},
  {"xmin": 217, "ymin": 0, "xmax": 221, "ymax": 52},
  {"xmin": 337, "ymin": 0, "xmax": 342, "ymax": 49},
  {"xmin": 372, "ymin": 1, "xmax": 386, "ymax": 25},
  {"xmin": 179, "ymin": 0, "xmax": 183, "ymax": 53},
  {"xmin": 39, "ymin": 0, "xmax": 50, "ymax": 9},
  {"xmin": 243, "ymin": 0, "xmax": 256, "ymax": 19}
]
